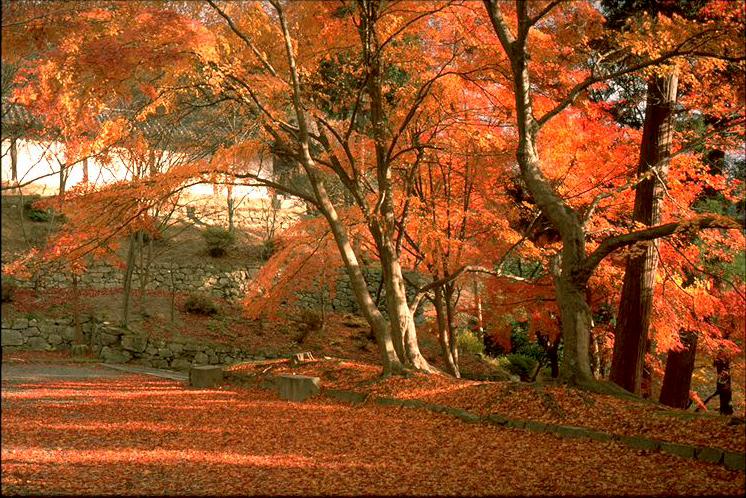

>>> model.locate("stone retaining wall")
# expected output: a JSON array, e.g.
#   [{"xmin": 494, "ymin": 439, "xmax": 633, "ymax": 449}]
[
  {"xmin": 0, "ymin": 316, "xmax": 271, "ymax": 370},
  {"xmin": 12, "ymin": 263, "xmax": 260, "ymax": 301},
  {"xmin": 10, "ymin": 262, "xmax": 428, "ymax": 318},
  {"xmin": 295, "ymin": 268, "xmax": 427, "ymax": 322}
]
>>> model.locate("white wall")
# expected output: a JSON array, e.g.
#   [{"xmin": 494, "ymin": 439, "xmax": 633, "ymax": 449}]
[{"xmin": 1, "ymin": 138, "xmax": 273, "ymax": 200}]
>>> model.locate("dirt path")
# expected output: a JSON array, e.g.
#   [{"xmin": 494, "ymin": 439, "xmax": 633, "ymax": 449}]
[{"xmin": 1, "ymin": 361, "xmax": 743, "ymax": 496}]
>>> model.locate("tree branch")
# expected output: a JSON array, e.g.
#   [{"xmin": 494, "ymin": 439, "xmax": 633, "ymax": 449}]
[
  {"xmin": 580, "ymin": 215, "xmax": 744, "ymax": 279},
  {"xmin": 206, "ymin": 0, "xmax": 278, "ymax": 77}
]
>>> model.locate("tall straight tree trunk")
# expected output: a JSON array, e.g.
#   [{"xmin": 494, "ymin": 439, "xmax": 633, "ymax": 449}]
[
  {"xmin": 611, "ymin": 72, "xmax": 679, "ymax": 394},
  {"xmin": 434, "ymin": 286, "xmax": 459, "ymax": 377},
  {"xmin": 10, "ymin": 137, "xmax": 18, "ymax": 183},
  {"xmin": 71, "ymin": 272, "xmax": 84, "ymax": 344},
  {"xmin": 121, "ymin": 233, "xmax": 137, "ymax": 327},
  {"xmin": 58, "ymin": 159, "xmax": 68, "ymax": 195},
  {"xmin": 444, "ymin": 282, "xmax": 460, "ymax": 377},
  {"xmin": 659, "ymin": 330, "xmax": 698, "ymax": 408}
]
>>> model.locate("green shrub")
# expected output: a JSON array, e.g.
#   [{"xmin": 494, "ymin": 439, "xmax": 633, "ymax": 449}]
[
  {"xmin": 511, "ymin": 328, "xmax": 546, "ymax": 362},
  {"xmin": 24, "ymin": 199, "xmax": 52, "ymax": 223},
  {"xmin": 457, "ymin": 329, "xmax": 484, "ymax": 355},
  {"xmin": 202, "ymin": 227, "xmax": 236, "ymax": 257},
  {"xmin": 184, "ymin": 293, "xmax": 219, "ymax": 316},
  {"xmin": 260, "ymin": 239, "xmax": 276, "ymax": 261},
  {"xmin": 506, "ymin": 353, "xmax": 538, "ymax": 381},
  {"xmin": 23, "ymin": 199, "xmax": 65, "ymax": 223},
  {"xmin": 1, "ymin": 276, "xmax": 17, "ymax": 302}
]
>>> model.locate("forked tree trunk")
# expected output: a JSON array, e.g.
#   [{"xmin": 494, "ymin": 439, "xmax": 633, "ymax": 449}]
[
  {"xmin": 354, "ymin": 0, "xmax": 431, "ymax": 373},
  {"xmin": 387, "ymin": 258, "xmax": 430, "ymax": 371},
  {"xmin": 274, "ymin": 1, "xmax": 402, "ymax": 375},
  {"xmin": 611, "ymin": 72, "xmax": 679, "ymax": 394},
  {"xmin": 659, "ymin": 329, "xmax": 698, "ymax": 408}
]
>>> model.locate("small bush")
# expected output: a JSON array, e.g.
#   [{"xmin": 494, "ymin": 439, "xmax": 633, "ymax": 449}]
[
  {"xmin": 511, "ymin": 328, "xmax": 546, "ymax": 362},
  {"xmin": 1, "ymin": 276, "xmax": 17, "ymax": 302},
  {"xmin": 299, "ymin": 308, "xmax": 323, "ymax": 330},
  {"xmin": 24, "ymin": 199, "xmax": 52, "ymax": 223},
  {"xmin": 457, "ymin": 329, "xmax": 484, "ymax": 355},
  {"xmin": 23, "ymin": 199, "xmax": 65, "ymax": 223},
  {"xmin": 184, "ymin": 293, "xmax": 219, "ymax": 315},
  {"xmin": 260, "ymin": 239, "xmax": 276, "ymax": 261},
  {"xmin": 506, "ymin": 353, "xmax": 538, "ymax": 381},
  {"xmin": 293, "ymin": 308, "xmax": 324, "ymax": 343},
  {"xmin": 202, "ymin": 227, "xmax": 236, "ymax": 257}
]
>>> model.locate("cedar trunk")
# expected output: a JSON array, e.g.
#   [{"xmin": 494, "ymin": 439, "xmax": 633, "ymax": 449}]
[
  {"xmin": 611, "ymin": 73, "xmax": 679, "ymax": 394},
  {"xmin": 659, "ymin": 330, "xmax": 698, "ymax": 408}
]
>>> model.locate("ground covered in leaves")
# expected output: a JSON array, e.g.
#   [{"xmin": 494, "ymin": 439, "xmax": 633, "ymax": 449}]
[
  {"xmin": 2, "ymin": 359, "xmax": 744, "ymax": 497},
  {"xmin": 233, "ymin": 359, "xmax": 746, "ymax": 454}
]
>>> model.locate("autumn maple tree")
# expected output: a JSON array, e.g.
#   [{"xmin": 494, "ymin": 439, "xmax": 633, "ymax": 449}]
[
  {"xmin": 471, "ymin": 0, "xmax": 744, "ymax": 388},
  {"xmin": 2, "ymin": 0, "xmax": 744, "ymax": 389}
]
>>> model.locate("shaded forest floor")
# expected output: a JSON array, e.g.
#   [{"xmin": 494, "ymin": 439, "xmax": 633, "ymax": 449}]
[{"xmin": 1, "ymin": 358, "xmax": 744, "ymax": 497}]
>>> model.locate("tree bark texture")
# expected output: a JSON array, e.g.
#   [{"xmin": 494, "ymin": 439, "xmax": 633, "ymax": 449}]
[
  {"xmin": 611, "ymin": 72, "xmax": 679, "ymax": 394},
  {"xmin": 659, "ymin": 329, "xmax": 698, "ymax": 408}
]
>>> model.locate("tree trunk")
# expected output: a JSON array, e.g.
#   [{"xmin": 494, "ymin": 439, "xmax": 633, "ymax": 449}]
[
  {"xmin": 507, "ymin": 37, "xmax": 596, "ymax": 385},
  {"xmin": 474, "ymin": 278, "xmax": 484, "ymax": 335},
  {"xmin": 82, "ymin": 157, "xmax": 89, "ymax": 183},
  {"xmin": 434, "ymin": 286, "xmax": 459, "ymax": 377},
  {"xmin": 227, "ymin": 195, "xmax": 235, "ymax": 232},
  {"xmin": 611, "ymin": 72, "xmax": 679, "ymax": 394},
  {"xmin": 274, "ymin": 1, "xmax": 402, "ymax": 375},
  {"xmin": 659, "ymin": 330, "xmax": 698, "ymax": 409},
  {"xmin": 321, "ymin": 193, "xmax": 402, "ymax": 375},
  {"xmin": 714, "ymin": 356, "xmax": 733, "ymax": 415},
  {"xmin": 380, "ymin": 239, "xmax": 406, "ymax": 361},
  {"xmin": 169, "ymin": 261, "xmax": 176, "ymax": 323},
  {"xmin": 121, "ymin": 233, "xmax": 137, "ymax": 327},
  {"xmin": 382, "ymin": 250, "xmax": 430, "ymax": 371},
  {"xmin": 10, "ymin": 137, "xmax": 18, "ymax": 183},
  {"xmin": 444, "ymin": 282, "xmax": 460, "ymax": 377},
  {"xmin": 555, "ymin": 272, "xmax": 595, "ymax": 384},
  {"xmin": 538, "ymin": 333, "xmax": 561, "ymax": 379},
  {"xmin": 71, "ymin": 272, "xmax": 84, "ymax": 344}
]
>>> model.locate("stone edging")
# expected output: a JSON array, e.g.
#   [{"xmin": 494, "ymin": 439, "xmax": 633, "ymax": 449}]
[{"xmin": 323, "ymin": 389, "xmax": 746, "ymax": 472}]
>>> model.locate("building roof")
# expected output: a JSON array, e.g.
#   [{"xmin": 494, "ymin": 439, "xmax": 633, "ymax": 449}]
[{"xmin": 1, "ymin": 99, "xmax": 208, "ymax": 151}]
